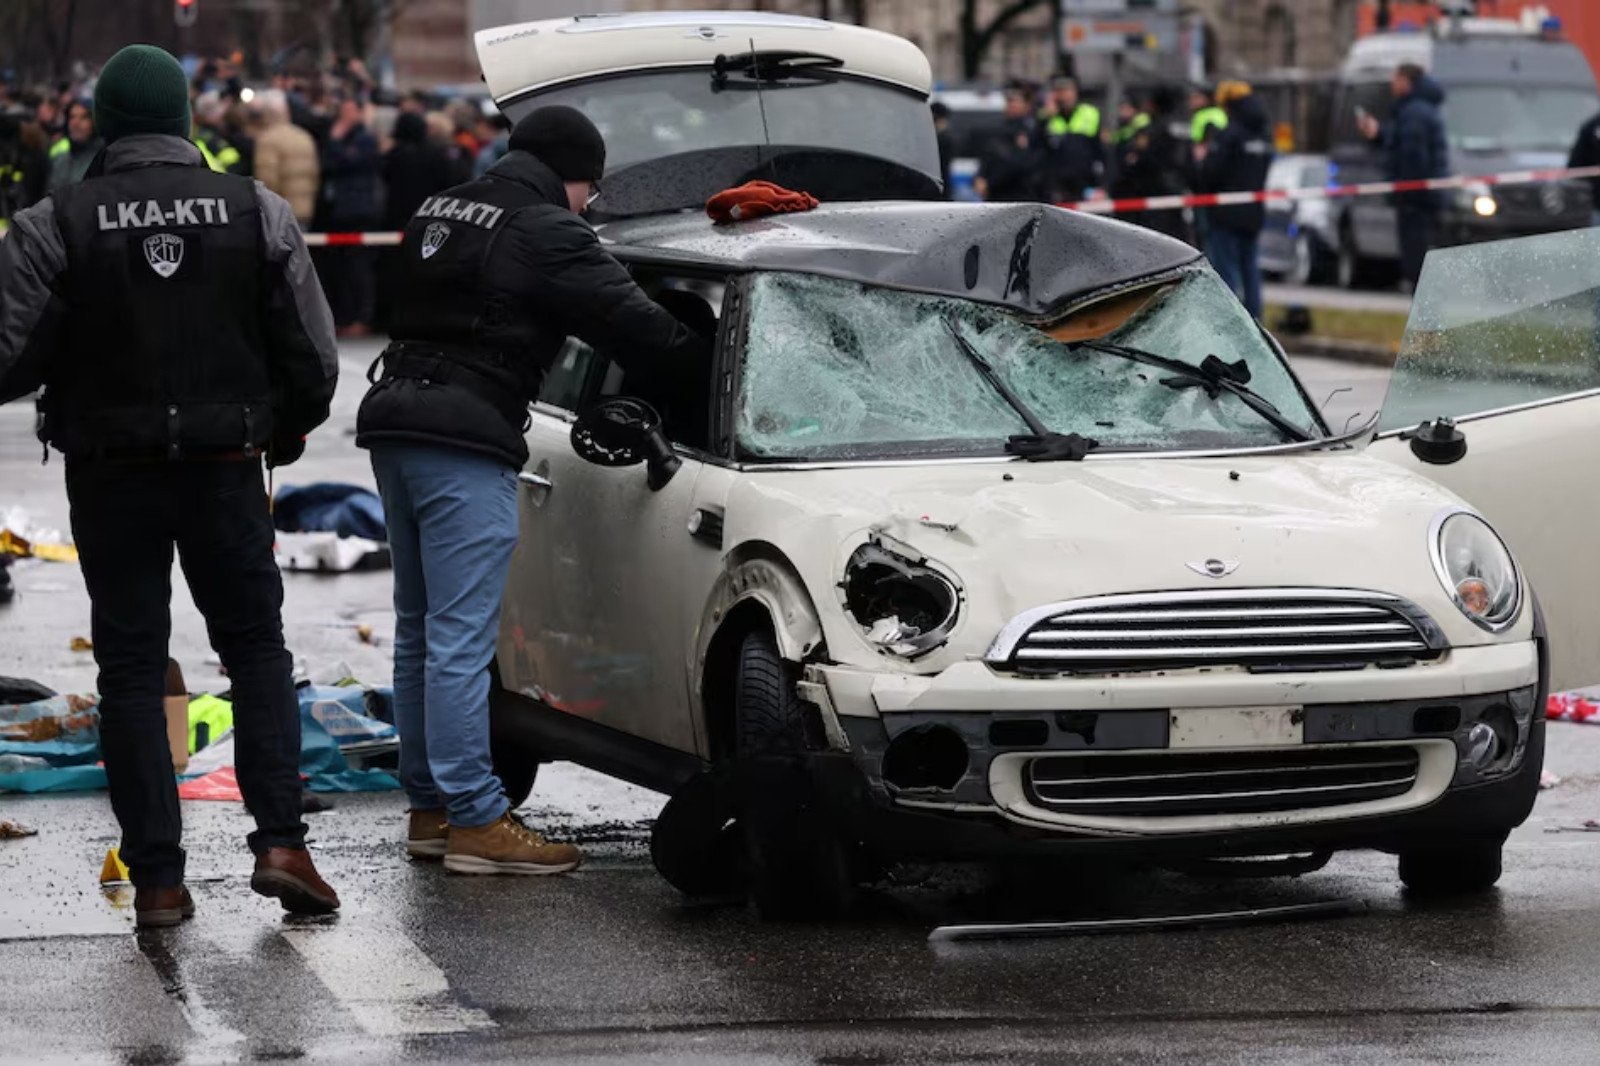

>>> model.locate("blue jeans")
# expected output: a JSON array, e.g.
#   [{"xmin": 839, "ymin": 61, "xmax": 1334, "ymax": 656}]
[
  {"xmin": 370, "ymin": 443, "xmax": 520, "ymax": 828},
  {"xmin": 1206, "ymin": 227, "xmax": 1264, "ymax": 320}
]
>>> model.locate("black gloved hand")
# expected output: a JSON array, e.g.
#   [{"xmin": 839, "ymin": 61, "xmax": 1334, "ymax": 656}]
[{"xmin": 265, "ymin": 435, "xmax": 307, "ymax": 469}]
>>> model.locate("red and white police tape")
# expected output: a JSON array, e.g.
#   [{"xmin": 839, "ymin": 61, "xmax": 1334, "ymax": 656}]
[
  {"xmin": 297, "ymin": 164, "xmax": 1600, "ymax": 244},
  {"xmin": 1060, "ymin": 163, "xmax": 1600, "ymax": 215}
]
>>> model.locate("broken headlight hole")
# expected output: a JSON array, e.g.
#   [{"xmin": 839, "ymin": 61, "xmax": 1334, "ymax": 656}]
[{"xmin": 841, "ymin": 539, "xmax": 961, "ymax": 658}]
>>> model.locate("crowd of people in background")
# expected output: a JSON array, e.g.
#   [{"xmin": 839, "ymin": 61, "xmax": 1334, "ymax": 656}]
[
  {"xmin": 0, "ymin": 54, "xmax": 511, "ymax": 337},
  {"xmin": 955, "ymin": 75, "xmax": 1278, "ymax": 317}
]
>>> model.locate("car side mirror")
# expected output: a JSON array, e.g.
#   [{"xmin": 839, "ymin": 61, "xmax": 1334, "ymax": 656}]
[
  {"xmin": 1404, "ymin": 417, "xmax": 1467, "ymax": 466},
  {"xmin": 570, "ymin": 397, "xmax": 682, "ymax": 491}
]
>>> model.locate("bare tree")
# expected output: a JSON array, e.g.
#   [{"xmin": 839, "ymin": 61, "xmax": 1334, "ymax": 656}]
[{"xmin": 960, "ymin": 0, "xmax": 1051, "ymax": 80}]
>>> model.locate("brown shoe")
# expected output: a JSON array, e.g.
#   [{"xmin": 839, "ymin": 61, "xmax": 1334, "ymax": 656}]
[
  {"xmin": 134, "ymin": 885, "xmax": 195, "ymax": 929},
  {"xmin": 407, "ymin": 808, "xmax": 449, "ymax": 860},
  {"xmin": 443, "ymin": 812, "xmax": 582, "ymax": 876},
  {"xmin": 251, "ymin": 847, "xmax": 340, "ymax": 915}
]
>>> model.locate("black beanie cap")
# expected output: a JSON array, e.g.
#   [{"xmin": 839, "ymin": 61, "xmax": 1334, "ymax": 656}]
[{"xmin": 509, "ymin": 105, "xmax": 606, "ymax": 183}]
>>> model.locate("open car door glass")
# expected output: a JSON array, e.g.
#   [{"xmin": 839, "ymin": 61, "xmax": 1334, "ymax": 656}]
[{"xmin": 1371, "ymin": 227, "xmax": 1600, "ymax": 690}]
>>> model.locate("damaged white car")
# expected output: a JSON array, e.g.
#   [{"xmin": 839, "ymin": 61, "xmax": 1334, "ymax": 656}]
[{"xmin": 476, "ymin": 12, "xmax": 1600, "ymax": 916}]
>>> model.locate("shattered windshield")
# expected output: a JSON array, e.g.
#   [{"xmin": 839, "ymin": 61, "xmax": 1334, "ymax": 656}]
[
  {"xmin": 1380, "ymin": 227, "xmax": 1600, "ymax": 432},
  {"xmin": 736, "ymin": 270, "xmax": 1321, "ymax": 461}
]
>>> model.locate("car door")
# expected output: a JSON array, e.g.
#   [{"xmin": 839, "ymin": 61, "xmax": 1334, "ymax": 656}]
[
  {"xmin": 1366, "ymin": 228, "xmax": 1600, "ymax": 691},
  {"xmin": 497, "ymin": 339, "xmax": 712, "ymax": 756}
]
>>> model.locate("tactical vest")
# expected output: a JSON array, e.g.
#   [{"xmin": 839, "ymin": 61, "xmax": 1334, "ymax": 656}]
[
  {"xmin": 384, "ymin": 174, "xmax": 549, "ymax": 408},
  {"xmin": 46, "ymin": 162, "xmax": 269, "ymax": 459}
]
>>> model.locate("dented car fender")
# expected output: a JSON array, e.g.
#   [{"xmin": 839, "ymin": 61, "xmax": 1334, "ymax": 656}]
[{"xmin": 694, "ymin": 549, "xmax": 826, "ymax": 673}]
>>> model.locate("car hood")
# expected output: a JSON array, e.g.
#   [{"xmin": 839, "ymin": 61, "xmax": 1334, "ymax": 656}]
[{"xmin": 716, "ymin": 451, "xmax": 1514, "ymax": 671}]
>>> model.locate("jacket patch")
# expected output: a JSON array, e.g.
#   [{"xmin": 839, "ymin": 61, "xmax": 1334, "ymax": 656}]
[
  {"xmin": 421, "ymin": 222, "xmax": 451, "ymax": 260},
  {"xmin": 142, "ymin": 233, "xmax": 185, "ymax": 279},
  {"xmin": 96, "ymin": 198, "xmax": 230, "ymax": 231},
  {"xmin": 414, "ymin": 196, "xmax": 505, "ymax": 229}
]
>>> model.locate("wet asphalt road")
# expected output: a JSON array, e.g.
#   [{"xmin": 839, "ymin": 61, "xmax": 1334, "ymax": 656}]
[{"xmin": 4, "ymin": 340, "xmax": 1600, "ymax": 1064}]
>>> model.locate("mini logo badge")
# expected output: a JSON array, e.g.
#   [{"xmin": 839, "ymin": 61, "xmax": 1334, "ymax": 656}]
[
  {"xmin": 142, "ymin": 233, "xmax": 184, "ymax": 279},
  {"xmin": 420, "ymin": 222, "xmax": 451, "ymax": 260},
  {"xmin": 1187, "ymin": 558, "xmax": 1240, "ymax": 579}
]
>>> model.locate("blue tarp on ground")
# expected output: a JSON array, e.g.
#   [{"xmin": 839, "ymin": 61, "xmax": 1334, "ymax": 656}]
[
  {"xmin": 271, "ymin": 483, "xmax": 388, "ymax": 541},
  {"xmin": 0, "ymin": 694, "xmax": 107, "ymax": 792}
]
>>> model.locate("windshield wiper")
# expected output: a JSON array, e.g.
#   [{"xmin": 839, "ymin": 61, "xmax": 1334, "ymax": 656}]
[
  {"xmin": 943, "ymin": 318, "xmax": 1098, "ymax": 462},
  {"xmin": 712, "ymin": 50, "xmax": 845, "ymax": 88},
  {"xmin": 1073, "ymin": 339, "xmax": 1317, "ymax": 444}
]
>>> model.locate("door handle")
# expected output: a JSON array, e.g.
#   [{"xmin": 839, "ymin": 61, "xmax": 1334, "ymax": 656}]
[{"xmin": 518, "ymin": 472, "xmax": 554, "ymax": 490}]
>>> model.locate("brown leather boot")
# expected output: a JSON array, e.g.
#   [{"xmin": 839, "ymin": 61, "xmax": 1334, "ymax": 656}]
[
  {"xmin": 444, "ymin": 812, "xmax": 582, "ymax": 876},
  {"xmin": 251, "ymin": 847, "xmax": 340, "ymax": 915},
  {"xmin": 134, "ymin": 885, "xmax": 195, "ymax": 929},
  {"xmin": 406, "ymin": 808, "xmax": 449, "ymax": 860}
]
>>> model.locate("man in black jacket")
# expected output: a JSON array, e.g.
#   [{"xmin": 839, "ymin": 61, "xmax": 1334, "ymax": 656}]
[
  {"xmin": 357, "ymin": 106, "xmax": 706, "ymax": 876},
  {"xmin": 1361, "ymin": 63, "xmax": 1448, "ymax": 291},
  {"xmin": 0, "ymin": 45, "xmax": 341, "ymax": 925},
  {"xmin": 976, "ymin": 85, "xmax": 1043, "ymax": 203},
  {"xmin": 1196, "ymin": 81, "xmax": 1274, "ymax": 318}
]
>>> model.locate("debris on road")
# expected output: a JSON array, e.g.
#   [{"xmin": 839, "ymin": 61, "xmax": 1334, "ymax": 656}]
[
  {"xmin": 928, "ymin": 899, "xmax": 1367, "ymax": 943},
  {"xmin": 0, "ymin": 819, "xmax": 36, "ymax": 839},
  {"xmin": 1541, "ymin": 769, "xmax": 1563, "ymax": 790},
  {"xmin": 69, "ymin": 637, "xmax": 92, "ymax": 652},
  {"xmin": 99, "ymin": 846, "xmax": 129, "ymax": 884},
  {"xmin": 0, "ymin": 691, "xmax": 107, "ymax": 793},
  {"xmin": 272, "ymin": 482, "xmax": 387, "ymax": 541},
  {"xmin": 1, "ymin": 508, "xmax": 78, "ymax": 563},
  {"xmin": 1547, "ymin": 693, "xmax": 1600, "ymax": 724},
  {"xmin": 1542, "ymin": 816, "xmax": 1600, "ymax": 832},
  {"xmin": 275, "ymin": 530, "xmax": 390, "ymax": 573}
]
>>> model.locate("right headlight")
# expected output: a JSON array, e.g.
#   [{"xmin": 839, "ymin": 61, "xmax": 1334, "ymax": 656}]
[{"xmin": 1431, "ymin": 510, "xmax": 1522, "ymax": 631}]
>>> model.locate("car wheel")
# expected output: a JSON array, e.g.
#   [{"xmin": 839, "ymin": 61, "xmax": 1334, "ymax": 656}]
[
  {"xmin": 1397, "ymin": 836, "xmax": 1505, "ymax": 897},
  {"xmin": 487, "ymin": 660, "xmax": 542, "ymax": 808},
  {"xmin": 733, "ymin": 628, "xmax": 859, "ymax": 920}
]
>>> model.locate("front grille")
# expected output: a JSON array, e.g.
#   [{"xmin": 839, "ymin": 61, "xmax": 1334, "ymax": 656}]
[
  {"xmin": 1025, "ymin": 746, "xmax": 1422, "ymax": 817},
  {"xmin": 986, "ymin": 590, "xmax": 1445, "ymax": 675}
]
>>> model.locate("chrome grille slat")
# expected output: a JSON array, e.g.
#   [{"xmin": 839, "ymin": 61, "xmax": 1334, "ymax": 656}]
[
  {"xmin": 1025, "ymin": 746, "xmax": 1423, "ymax": 817},
  {"xmin": 1030, "ymin": 776, "xmax": 1418, "ymax": 806},
  {"xmin": 1030, "ymin": 758, "xmax": 1418, "ymax": 788},
  {"xmin": 1026, "ymin": 623, "xmax": 1416, "ymax": 642},
  {"xmin": 1014, "ymin": 640, "xmax": 1428, "ymax": 661},
  {"xmin": 1042, "ymin": 606, "xmax": 1389, "ymax": 624},
  {"xmin": 990, "ymin": 590, "xmax": 1446, "ymax": 674}
]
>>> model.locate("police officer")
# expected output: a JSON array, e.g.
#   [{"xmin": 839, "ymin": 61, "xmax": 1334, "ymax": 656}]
[
  {"xmin": 0, "ymin": 45, "xmax": 341, "ymax": 926},
  {"xmin": 1042, "ymin": 76, "xmax": 1103, "ymax": 203},
  {"xmin": 357, "ymin": 106, "xmax": 707, "ymax": 875}
]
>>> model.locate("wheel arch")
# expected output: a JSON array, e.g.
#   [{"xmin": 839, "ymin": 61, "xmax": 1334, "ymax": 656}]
[{"xmin": 694, "ymin": 540, "xmax": 828, "ymax": 761}]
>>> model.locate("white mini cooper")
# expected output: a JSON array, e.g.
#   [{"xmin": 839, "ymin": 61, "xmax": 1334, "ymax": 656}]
[{"xmin": 475, "ymin": 12, "xmax": 1600, "ymax": 916}]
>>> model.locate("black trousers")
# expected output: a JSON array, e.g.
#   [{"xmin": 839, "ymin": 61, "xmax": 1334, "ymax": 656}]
[
  {"xmin": 1398, "ymin": 208, "xmax": 1437, "ymax": 289},
  {"xmin": 66, "ymin": 459, "xmax": 306, "ymax": 888}
]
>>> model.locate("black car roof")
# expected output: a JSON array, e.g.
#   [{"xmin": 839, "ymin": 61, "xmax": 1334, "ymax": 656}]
[{"xmin": 600, "ymin": 201, "xmax": 1202, "ymax": 318}]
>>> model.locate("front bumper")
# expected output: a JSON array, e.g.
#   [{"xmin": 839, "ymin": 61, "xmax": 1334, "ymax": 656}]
[{"xmin": 807, "ymin": 641, "xmax": 1545, "ymax": 861}]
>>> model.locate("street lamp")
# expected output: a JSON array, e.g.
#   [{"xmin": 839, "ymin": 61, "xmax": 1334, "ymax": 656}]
[{"xmin": 175, "ymin": 0, "xmax": 198, "ymax": 29}]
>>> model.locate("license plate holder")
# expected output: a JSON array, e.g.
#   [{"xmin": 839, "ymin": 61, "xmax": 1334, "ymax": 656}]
[{"xmin": 1168, "ymin": 706, "xmax": 1304, "ymax": 750}]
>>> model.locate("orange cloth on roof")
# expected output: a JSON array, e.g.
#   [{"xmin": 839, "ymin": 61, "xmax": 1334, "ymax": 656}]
[{"xmin": 706, "ymin": 181, "xmax": 819, "ymax": 224}]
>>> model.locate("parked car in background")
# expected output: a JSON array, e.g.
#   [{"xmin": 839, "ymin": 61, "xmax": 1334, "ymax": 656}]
[
  {"xmin": 1260, "ymin": 154, "xmax": 1338, "ymax": 286},
  {"xmin": 1329, "ymin": 16, "xmax": 1600, "ymax": 288},
  {"xmin": 930, "ymin": 87, "xmax": 1007, "ymax": 201},
  {"xmin": 473, "ymin": 12, "xmax": 1600, "ymax": 922}
]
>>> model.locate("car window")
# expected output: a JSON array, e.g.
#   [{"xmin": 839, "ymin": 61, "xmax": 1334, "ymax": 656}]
[
  {"xmin": 1379, "ymin": 227, "xmax": 1600, "ymax": 432},
  {"xmin": 736, "ymin": 270, "xmax": 1321, "ymax": 461},
  {"xmin": 538, "ymin": 338, "xmax": 600, "ymax": 413},
  {"xmin": 1446, "ymin": 85, "xmax": 1599, "ymax": 152}
]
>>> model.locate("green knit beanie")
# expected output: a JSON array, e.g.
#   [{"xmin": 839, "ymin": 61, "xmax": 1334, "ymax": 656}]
[{"xmin": 94, "ymin": 44, "xmax": 192, "ymax": 144}]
